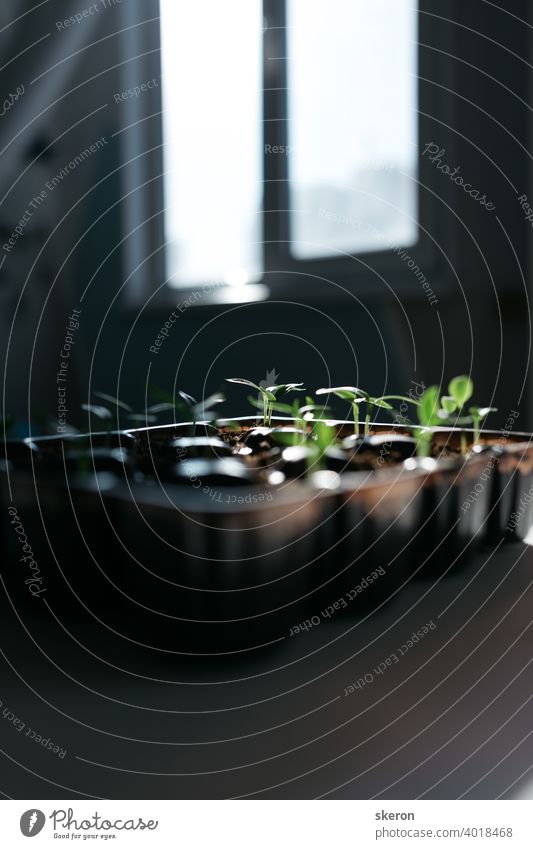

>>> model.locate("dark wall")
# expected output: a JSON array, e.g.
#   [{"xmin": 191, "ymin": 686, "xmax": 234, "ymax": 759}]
[{"xmin": 0, "ymin": 0, "xmax": 530, "ymax": 430}]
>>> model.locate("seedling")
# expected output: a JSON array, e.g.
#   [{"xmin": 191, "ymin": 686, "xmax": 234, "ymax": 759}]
[
  {"xmin": 316, "ymin": 386, "xmax": 365, "ymax": 435},
  {"xmin": 306, "ymin": 419, "xmax": 338, "ymax": 473},
  {"xmin": 226, "ymin": 378, "xmax": 304, "ymax": 427},
  {"xmin": 150, "ymin": 388, "xmax": 225, "ymax": 433},
  {"xmin": 377, "ymin": 395, "xmax": 422, "ymax": 426},
  {"xmin": 437, "ymin": 376, "xmax": 496, "ymax": 453},
  {"xmin": 413, "ymin": 377, "xmax": 496, "ymax": 457},
  {"xmin": 316, "ymin": 387, "xmax": 421, "ymax": 437},
  {"xmin": 414, "ymin": 384, "xmax": 441, "ymax": 457},
  {"xmin": 469, "ymin": 406, "xmax": 497, "ymax": 446},
  {"xmin": 254, "ymin": 396, "xmax": 332, "ymax": 445},
  {"xmin": 81, "ymin": 398, "xmax": 116, "ymax": 443}
]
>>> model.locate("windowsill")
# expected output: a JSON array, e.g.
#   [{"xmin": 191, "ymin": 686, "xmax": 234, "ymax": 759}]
[{"xmin": 124, "ymin": 265, "xmax": 452, "ymax": 315}]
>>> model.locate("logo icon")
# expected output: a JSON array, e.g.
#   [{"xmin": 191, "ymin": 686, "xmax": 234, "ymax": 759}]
[{"xmin": 20, "ymin": 810, "xmax": 46, "ymax": 837}]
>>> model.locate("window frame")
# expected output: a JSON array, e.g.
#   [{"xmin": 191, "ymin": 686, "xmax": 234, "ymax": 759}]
[{"xmin": 119, "ymin": 0, "xmax": 452, "ymax": 310}]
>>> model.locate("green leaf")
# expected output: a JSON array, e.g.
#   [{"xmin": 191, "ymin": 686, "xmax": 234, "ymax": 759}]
[
  {"xmin": 266, "ymin": 383, "xmax": 305, "ymax": 397},
  {"xmin": 298, "ymin": 404, "xmax": 332, "ymax": 416},
  {"xmin": 371, "ymin": 398, "xmax": 393, "ymax": 410},
  {"xmin": 271, "ymin": 429, "xmax": 304, "ymax": 446},
  {"xmin": 417, "ymin": 385, "xmax": 441, "ymax": 427},
  {"xmin": 448, "ymin": 375, "xmax": 473, "ymax": 408},
  {"xmin": 192, "ymin": 393, "xmax": 225, "ymax": 420},
  {"xmin": 313, "ymin": 420, "xmax": 336, "ymax": 454},
  {"xmin": 378, "ymin": 394, "xmax": 421, "ymax": 407},
  {"xmin": 440, "ymin": 395, "xmax": 457, "ymax": 414},
  {"xmin": 316, "ymin": 386, "xmax": 366, "ymax": 401},
  {"xmin": 81, "ymin": 404, "xmax": 113, "ymax": 420},
  {"xmin": 470, "ymin": 406, "xmax": 497, "ymax": 420},
  {"xmin": 247, "ymin": 396, "xmax": 293, "ymax": 415},
  {"xmin": 177, "ymin": 390, "xmax": 198, "ymax": 408},
  {"xmin": 226, "ymin": 377, "xmax": 262, "ymax": 392},
  {"xmin": 93, "ymin": 392, "xmax": 132, "ymax": 412},
  {"xmin": 146, "ymin": 402, "xmax": 175, "ymax": 413}
]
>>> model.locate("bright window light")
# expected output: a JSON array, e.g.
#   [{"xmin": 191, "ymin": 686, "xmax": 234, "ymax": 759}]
[
  {"xmin": 159, "ymin": 0, "xmax": 263, "ymax": 288},
  {"xmin": 287, "ymin": 0, "xmax": 418, "ymax": 258}
]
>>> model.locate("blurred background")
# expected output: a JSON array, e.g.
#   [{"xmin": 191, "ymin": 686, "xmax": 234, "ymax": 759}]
[{"xmin": 0, "ymin": 0, "xmax": 530, "ymax": 433}]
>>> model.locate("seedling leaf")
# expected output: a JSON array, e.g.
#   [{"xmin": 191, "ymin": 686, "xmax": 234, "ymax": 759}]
[
  {"xmin": 93, "ymin": 392, "xmax": 132, "ymax": 412},
  {"xmin": 266, "ymin": 383, "xmax": 305, "ymax": 397},
  {"xmin": 226, "ymin": 378, "xmax": 262, "ymax": 392},
  {"xmin": 440, "ymin": 395, "xmax": 457, "ymax": 414},
  {"xmin": 81, "ymin": 404, "xmax": 113, "ymax": 420},
  {"xmin": 417, "ymin": 385, "xmax": 441, "ymax": 427},
  {"xmin": 316, "ymin": 386, "xmax": 366, "ymax": 401}
]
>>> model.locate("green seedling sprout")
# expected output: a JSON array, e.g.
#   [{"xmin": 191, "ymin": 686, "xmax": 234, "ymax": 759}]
[
  {"xmin": 247, "ymin": 395, "xmax": 332, "ymax": 446},
  {"xmin": 150, "ymin": 388, "xmax": 225, "ymax": 434},
  {"xmin": 414, "ymin": 384, "xmax": 441, "ymax": 457},
  {"xmin": 305, "ymin": 419, "xmax": 338, "ymax": 474},
  {"xmin": 440, "ymin": 374, "xmax": 473, "ymax": 453},
  {"xmin": 316, "ymin": 386, "xmax": 365, "ymax": 435},
  {"xmin": 437, "ymin": 375, "xmax": 492, "ymax": 455},
  {"xmin": 227, "ymin": 378, "xmax": 304, "ymax": 427},
  {"xmin": 316, "ymin": 387, "xmax": 420, "ymax": 437},
  {"xmin": 413, "ymin": 378, "xmax": 496, "ymax": 458},
  {"xmin": 81, "ymin": 399, "xmax": 116, "ymax": 445},
  {"xmin": 363, "ymin": 394, "xmax": 394, "ymax": 436}
]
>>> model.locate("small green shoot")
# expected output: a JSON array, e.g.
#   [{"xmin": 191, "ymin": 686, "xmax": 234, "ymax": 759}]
[
  {"xmin": 316, "ymin": 386, "xmax": 365, "ymax": 435},
  {"xmin": 150, "ymin": 388, "xmax": 225, "ymax": 433},
  {"xmin": 227, "ymin": 378, "xmax": 304, "ymax": 426},
  {"xmin": 469, "ymin": 406, "xmax": 497, "ymax": 446},
  {"xmin": 413, "ymin": 377, "xmax": 496, "ymax": 457},
  {"xmin": 414, "ymin": 384, "xmax": 441, "ymax": 457}
]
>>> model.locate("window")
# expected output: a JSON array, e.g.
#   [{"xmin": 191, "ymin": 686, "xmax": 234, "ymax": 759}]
[
  {"xmin": 121, "ymin": 1, "xmax": 421, "ymax": 299},
  {"xmin": 287, "ymin": 0, "xmax": 418, "ymax": 259}
]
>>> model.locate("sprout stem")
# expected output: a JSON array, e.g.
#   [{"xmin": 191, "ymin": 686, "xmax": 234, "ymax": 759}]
[{"xmin": 352, "ymin": 401, "xmax": 360, "ymax": 437}]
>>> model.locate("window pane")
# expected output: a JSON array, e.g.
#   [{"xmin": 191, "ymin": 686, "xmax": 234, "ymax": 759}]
[
  {"xmin": 287, "ymin": 0, "xmax": 418, "ymax": 259},
  {"xmin": 160, "ymin": 0, "xmax": 263, "ymax": 287}
]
